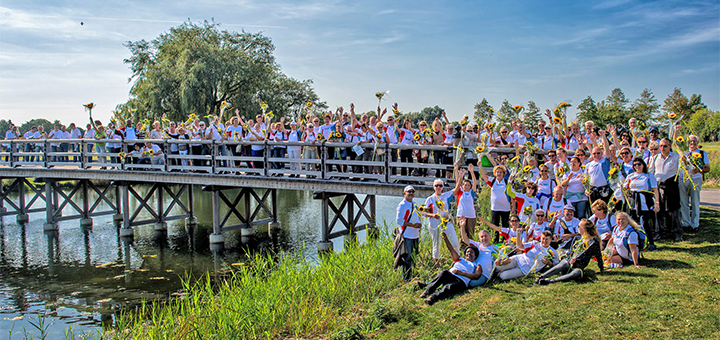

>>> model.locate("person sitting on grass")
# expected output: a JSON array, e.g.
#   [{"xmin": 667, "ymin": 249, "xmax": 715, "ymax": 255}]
[
  {"xmin": 477, "ymin": 214, "xmax": 528, "ymax": 245},
  {"xmin": 494, "ymin": 230, "xmax": 558, "ymax": 281},
  {"xmin": 420, "ymin": 232, "xmax": 482, "ymax": 305},
  {"xmin": 605, "ymin": 212, "xmax": 645, "ymax": 268},
  {"xmin": 457, "ymin": 216, "xmax": 497, "ymax": 287},
  {"xmin": 535, "ymin": 219, "xmax": 604, "ymax": 285}
]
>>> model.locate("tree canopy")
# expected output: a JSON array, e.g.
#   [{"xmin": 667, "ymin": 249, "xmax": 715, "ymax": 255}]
[{"xmin": 119, "ymin": 20, "xmax": 323, "ymax": 123}]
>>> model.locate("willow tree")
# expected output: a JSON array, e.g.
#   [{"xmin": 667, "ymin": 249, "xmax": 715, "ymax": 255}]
[{"xmin": 121, "ymin": 20, "xmax": 320, "ymax": 122}]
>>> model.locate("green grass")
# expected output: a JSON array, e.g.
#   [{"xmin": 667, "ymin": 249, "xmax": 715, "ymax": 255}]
[
  {"xmin": 700, "ymin": 142, "xmax": 720, "ymax": 188},
  {"xmin": 101, "ymin": 207, "xmax": 720, "ymax": 340}
]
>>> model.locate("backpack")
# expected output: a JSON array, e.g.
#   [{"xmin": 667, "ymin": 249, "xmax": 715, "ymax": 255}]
[{"xmin": 623, "ymin": 226, "xmax": 647, "ymax": 252}]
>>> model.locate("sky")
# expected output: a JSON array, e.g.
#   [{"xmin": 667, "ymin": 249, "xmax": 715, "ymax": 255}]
[{"xmin": 1, "ymin": 0, "xmax": 718, "ymax": 126}]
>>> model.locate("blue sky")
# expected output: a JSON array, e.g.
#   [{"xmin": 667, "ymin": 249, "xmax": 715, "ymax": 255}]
[{"xmin": 1, "ymin": 0, "xmax": 718, "ymax": 125}]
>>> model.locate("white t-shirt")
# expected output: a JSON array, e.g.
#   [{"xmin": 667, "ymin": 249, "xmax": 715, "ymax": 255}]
[
  {"xmin": 515, "ymin": 241, "xmax": 557, "ymax": 274},
  {"xmin": 566, "ymin": 134, "xmax": 581, "ymax": 151},
  {"xmin": 385, "ymin": 125, "xmax": 398, "ymax": 143},
  {"xmin": 450, "ymin": 258, "xmax": 477, "ymax": 286},
  {"xmin": 320, "ymin": 123, "xmax": 334, "ymax": 139},
  {"xmin": 499, "ymin": 227, "xmax": 527, "ymax": 244},
  {"xmin": 513, "ymin": 192, "xmax": 540, "ymax": 223},
  {"xmin": 424, "ymin": 191, "xmax": 454, "ymax": 230},
  {"xmin": 528, "ymin": 222, "xmax": 550, "ymax": 240},
  {"xmin": 624, "ymin": 172, "xmax": 658, "ymax": 211},
  {"xmin": 486, "ymin": 177, "xmax": 511, "ymax": 212},
  {"xmin": 399, "ymin": 128, "xmax": 415, "ymax": 145},
  {"xmin": 124, "ymin": 127, "xmax": 137, "ymax": 140},
  {"xmin": 686, "ymin": 149, "xmax": 710, "ymax": 182},
  {"xmin": 585, "ymin": 157, "xmax": 610, "ymax": 187},
  {"xmin": 612, "ymin": 226, "xmax": 638, "ymax": 260},
  {"xmin": 545, "ymin": 197, "xmax": 566, "ymax": 218},
  {"xmin": 396, "ymin": 199, "xmax": 421, "ymax": 239},
  {"xmin": 455, "ymin": 188, "xmax": 477, "ymax": 218},
  {"xmin": 468, "ymin": 240, "xmax": 498, "ymax": 280},
  {"xmin": 536, "ymin": 177, "xmax": 554, "ymax": 206},
  {"xmin": 563, "ymin": 169, "xmax": 587, "ymax": 203},
  {"xmin": 590, "ymin": 213, "xmax": 616, "ymax": 236}
]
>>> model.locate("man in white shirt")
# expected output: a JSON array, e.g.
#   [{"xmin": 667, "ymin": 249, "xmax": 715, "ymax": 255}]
[
  {"xmin": 679, "ymin": 135, "xmax": 711, "ymax": 232},
  {"xmin": 69, "ymin": 123, "xmax": 82, "ymax": 162},
  {"xmin": 23, "ymin": 126, "xmax": 38, "ymax": 161},
  {"xmin": 396, "ymin": 185, "xmax": 422, "ymax": 280},
  {"xmin": 648, "ymin": 137, "xmax": 682, "ymax": 241},
  {"xmin": 84, "ymin": 123, "xmax": 96, "ymax": 162}
]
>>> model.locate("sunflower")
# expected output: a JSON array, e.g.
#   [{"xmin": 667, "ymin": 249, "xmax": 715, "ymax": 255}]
[
  {"xmin": 693, "ymin": 152, "xmax": 702, "ymax": 159},
  {"xmin": 316, "ymin": 134, "xmax": 325, "ymax": 141},
  {"xmin": 608, "ymin": 167, "xmax": 617, "ymax": 175},
  {"xmin": 553, "ymin": 116, "xmax": 562, "ymax": 124},
  {"xmin": 437, "ymin": 200, "xmax": 445, "ymax": 210},
  {"xmin": 476, "ymin": 146, "xmax": 485, "ymax": 154},
  {"xmin": 668, "ymin": 113, "xmax": 677, "ymax": 119},
  {"xmin": 460, "ymin": 119, "xmax": 467, "ymax": 125},
  {"xmin": 523, "ymin": 165, "xmax": 531, "ymax": 172},
  {"xmin": 489, "ymin": 108, "xmax": 495, "ymax": 113},
  {"xmin": 557, "ymin": 167, "xmax": 565, "ymax": 176},
  {"xmin": 334, "ymin": 132, "xmax": 342, "ymax": 138},
  {"xmin": 393, "ymin": 109, "xmax": 400, "ymax": 115},
  {"xmin": 265, "ymin": 111, "xmax": 274, "ymax": 120},
  {"xmin": 611, "ymin": 196, "xmax": 619, "ymax": 204},
  {"xmin": 418, "ymin": 205, "xmax": 426, "ymax": 213},
  {"xmin": 261, "ymin": 103, "xmax": 268, "ymax": 110},
  {"xmin": 513, "ymin": 105, "xmax": 522, "ymax": 111},
  {"xmin": 522, "ymin": 206, "xmax": 532, "ymax": 215},
  {"xmin": 487, "ymin": 123, "xmax": 495, "ymax": 129},
  {"xmin": 582, "ymin": 176, "xmax": 589, "ymax": 184},
  {"xmin": 414, "ymin": 134, "xmax": 421, "ymax": 141},
  {"xmin": 306, "ymin": 102, "xmax": 313, "ymax": 108},
  {"xmin": 676, "ymin": 136, "xmax": 685, "ymax": 143},
  {"xmin": 376, "ymin": 133, "xmax": 382, "ymax": 139}
]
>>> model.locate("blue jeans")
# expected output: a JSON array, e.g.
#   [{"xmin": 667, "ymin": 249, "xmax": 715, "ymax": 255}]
[
  {"xmin": 403, "ymin": 237, "xmax": 419, "ymax": 280},
  {"xmin": 572, "ymin": 200, "xmax": 589, "ymax": 219},
  {"xmin": 271, "ymin": 148, "xmax": 285, "ymax": 169}
]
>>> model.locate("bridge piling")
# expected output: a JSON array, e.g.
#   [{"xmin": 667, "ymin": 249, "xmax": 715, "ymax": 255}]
[
  {"xmin": 43, "ymin": 180, "xmax": 57, "ymax": 231},
  {"xmin": 17, "ymin": 180, "xmax": 28, "ymax": 223},
  {"xmin": 119, "ymin": 183, "xmax": 133, "ymax": 238},
  {"xmin": 209, "ymin": 188, "xmax": 224, "ymax": 245},
  {"xmin": 0, "ymin": 178, "xmax": 5, "ymax": 213},
  {"xmin": 80, "ymin": 180, "xmax": 92, "ymax": 228}
]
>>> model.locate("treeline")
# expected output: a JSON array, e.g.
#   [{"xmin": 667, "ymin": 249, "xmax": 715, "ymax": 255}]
[{"xmin": 471, "ymin": 87, "xmax": 718, "ymax": 142}]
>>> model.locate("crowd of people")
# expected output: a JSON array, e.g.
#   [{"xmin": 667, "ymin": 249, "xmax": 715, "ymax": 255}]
[{"xmin": 393, "ymin": 111, "xmax": 711, "ymax": 305}]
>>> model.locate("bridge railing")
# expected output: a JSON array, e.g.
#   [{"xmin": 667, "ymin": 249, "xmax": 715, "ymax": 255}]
[{"xmin": 0, "ymin": 138, "xmax": 544, "ymax": 183}]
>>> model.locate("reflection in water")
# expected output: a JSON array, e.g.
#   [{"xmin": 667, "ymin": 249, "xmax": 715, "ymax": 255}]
[{"xmin": 0, "ymin": 186, "xmax": 401, "ymax": 336}]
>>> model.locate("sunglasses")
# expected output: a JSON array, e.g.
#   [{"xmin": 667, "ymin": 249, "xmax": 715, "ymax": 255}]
[
  {"xmin": 434, "ymin": 184, "xmax": 444, "ymax": 187},
  {"xmin": 545, "ymin": 127, "xmax": 552, "ymax": 130},
  {"xmin": 633, "ymin": 163, "xmax": 643, "ymax": 167},
  {"xmin": 620, "ymin": 152, "xmax": 629, "ymax": 155},
  {"xmin": 638, "ymin": 141, "xmax": 647, "ymax": 144},
  {"xmin": 510, "ymin": 219, "xmax": 520, "ymax": 223},
  {"xmin": 541, "ymin": 170, "xmax": 548, "ymax": 172},
  {"xmin": 536, "ymin": 214, "xmax": 545, "ymax": 217},
  {"xmin": 593, "ymin": 152, "xmax": 602, "ymax": 155},
  {"xmin": 548, "ymin": 154, "xmax": 556, "ymax": 157},
  {"xmin": 406, "ymin": 190, "xmax": 415, "ymax": 193},
  {"xmin": 650, "ymin": 148, "xmax": 659, "ymax": 151},
  {"xmin": 501, "ymin": 131, "xmax": 508, "ymax": 134},
  {"xmin": 661, "ymin": 145, "xmax": 669, "ymax": 148}
]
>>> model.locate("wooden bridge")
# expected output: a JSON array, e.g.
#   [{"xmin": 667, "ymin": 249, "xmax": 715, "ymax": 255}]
[{"xmin": 0, "ymin": 138, "xmax": 520, "ymax": 250}]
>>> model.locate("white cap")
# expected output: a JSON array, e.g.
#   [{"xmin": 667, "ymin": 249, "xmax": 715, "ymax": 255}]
[{"xmin": 404, "ymin": 185, "xmax": 415, "ymax": 193}]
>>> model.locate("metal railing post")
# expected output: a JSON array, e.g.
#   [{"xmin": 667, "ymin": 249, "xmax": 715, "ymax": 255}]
[
  {"xmin": 8, "ymin": 141, "xmax": 14, "ymax": 168},
  {"xmin": 163, "ymin": 140, "xmax": 169, "ymax": 172},
  {"xmin": 211, "ymin": 140, "xmax": 217, "ymax": 174},
  {"xmin": 320, "ymin": 141, "xmax": 327, "ymax": 180},
  {"xmin": 384, "ymin": 144, "xmax": 390, "ymax": 183},
  {"xmin": 80, "ymin": 140, "xmax": 85, "ymax": 169},
  {"xmin": 263, "ymin": 141, "xmax": 270, "ymax": 177}
]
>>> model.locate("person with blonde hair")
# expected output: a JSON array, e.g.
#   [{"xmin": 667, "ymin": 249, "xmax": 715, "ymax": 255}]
[
  {"xmin": 480, "ymin": 163, "xmax": 512, "ymax": 243},
  {"xmin": 606, "ymin": 212, "xmax": 644, "ymax": 268},
  {"xmin": 535, "ymin": 219, "xmax": 604, "ymax": 285}
]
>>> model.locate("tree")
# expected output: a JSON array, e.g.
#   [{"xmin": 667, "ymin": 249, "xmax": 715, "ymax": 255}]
[
  {"xmin": 630, "ymin": 88, "xmax": 659, "ymax": 127},
  {"xmin": 522, "ymin": 101, "xmax": 542, "ymax": 128},
  {"xmin": 19, "ymin": 119, "xmax": 55, "ymax": 134},
  {"xmin": 495, "ymin": 100, "xmax": 516, "ymax": 127},
  {"xmin": 473, "ymin": 98, "xmax": 494, "ymax": 125},
  {"xmin": 121, "ymin": 20, "xmax": 320, "ymax": 123},
  {"xmin": 576, "ymin": 96, "xmax": 601, "ymax": 126}
]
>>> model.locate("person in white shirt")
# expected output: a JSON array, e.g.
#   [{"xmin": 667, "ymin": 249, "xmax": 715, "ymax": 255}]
[
  {"xmin": 142, "ymin": 141, "xmax": 164, "ymax": 166},
  {"xmin": 22, "ymin": 126, "xmax": 37, "ymax": 161},
  {"xmin": 68, "ymin": 123, "xmax": 82, "ymax": 162},
  {"xmin": 679, "ymin": 135, "xmax": 711, "ymax": 232},
  {"xmin": 495, "ymin": 230, "xmax": 558, "ymax": 280},
  {"xmin": 419, "ymin": 232, "xmax": 481, "ymax": 305},
  {"xmin": 302, "ymin": 122, "xmax": 318, "ymax": 172},
  {"xmin": 477, "ymin": 214, "xmax": 528, "ymax": 245},
  {"xmin": 453, "ymin": 163, "xmax": 478, "ymax": 243},
  {"xmin": 536, "ymin": 164, "xmax": 555, "ymax": 207},
  {"xmin": 647, "ymin": 137, "xmax": 682, "ymax": 241},
  {"xmin": 422, "ymin": 179, "xmax": 461, "ymax": 262},
  {"xmin": 548, "ymin": 204, "xmax": 581, "ymax": 250},
  {"xmin": 457, "ymin": 219, "xmax": 498, "ymax": 287},
  {"xmin": 286, "ymin": 122, "xmax": 303, "ymax": 176},
  {"xmin": 84, "ymin": 123, "xmax": 96, "ymax": 156},
  {"xmin": 589, "ymin": 200, "xmax": 615, "ymax": 247},
  {"xmin": 527, "ymin": 209, "xmax": 550, "ymax": 241},
  {"xmin": 560, "ymin": 157, "xmax": 589, "ymax": 218},
  {"xmin": 480, "ymin": 163, "xmax": 512, "ymax": 243},
  {"xmin": 606, "ymin": 212, "xmax": 644, "ymax": 267},
  {"xmin": 396, "ymin": 185, "xmax": 422, "ymax": 280}
]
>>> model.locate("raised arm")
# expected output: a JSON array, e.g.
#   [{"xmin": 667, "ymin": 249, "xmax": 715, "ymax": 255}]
[
  {"xmin": 477, "ymin": 216, "xmax": 502, "ymax": 232},
  {"xmin": 441, "ymin": 111, "xmax": 450, "ymax": 125},
  {"xmin": 442, "ymin": 232, "xmax": 460, "ymax": 262},
  {"xmin": 453, "ymin": 163, "xmax": 466, "ymax": 195},
  {"xmin": 468, "ymin": 163, "xmax": 477, "ymax": 191}
]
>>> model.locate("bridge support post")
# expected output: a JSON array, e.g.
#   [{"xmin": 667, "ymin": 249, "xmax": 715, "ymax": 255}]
[
  {"xmin": 155, "ymin": 183, "xmax": 167, "ymax": 232},
  {"xmin": 0, "ymin": 178, "xmax": 5, "ymax": 213},
  {"xmin": 185, "ymin": 185, "xmax": 196, "ymax": 230},
  {"xmin": 43, "ymin": 180, "xmax": 57, "ymax": 231},
  {"xmin": 209, "ymin": 188, "xmax": 224, "ymax": 245},
  {"xmin": 314, "ymin": 192, "xmax": 377, "ymax": 252},
  {"xmin": 119, "ymin": 183, "xmax": 133, "ymax": 238},
  {"xmin": 17, "ymin": 179, "xmax": 28, "ymax": 224},
  {"xmin": 113, "ymin": 184, "xmax": 123, "ymax": 224},
  {"xmin": 80, "ymin": 180, "xmax": 92, "ymax": 228}
]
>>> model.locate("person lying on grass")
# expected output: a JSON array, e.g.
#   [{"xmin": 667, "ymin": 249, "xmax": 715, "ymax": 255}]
[
  {"xmin": 535, "ymin": 218, "xmax": 604, "ymax": 285},
  {"xmin": 495, "ymin": 230, "xmax": 558, "ymax": 281},
  {"xmin": 420, "ymin": 232, "xmax": 482, "ymax": 305}
]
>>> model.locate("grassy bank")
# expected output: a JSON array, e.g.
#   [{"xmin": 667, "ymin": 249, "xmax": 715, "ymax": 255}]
[
  {"xmin": 700, "ymin": 142, "xmax": 720, "ymax": 188},
  {"xmin": 102, "ymin": 207, "xmax": 720, "ymax": 340}
]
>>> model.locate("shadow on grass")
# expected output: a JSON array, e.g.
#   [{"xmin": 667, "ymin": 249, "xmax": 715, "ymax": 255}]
[
  {"xmin": 657, "ymin": 244, "xmax": 720, "ymax": 257},
  {"xmin": 641, "ymin": 257, "xmax": 694, "ymax": 269},
  {"xmin": 602, "ymin": 271, "xmax": 658, "ymax": 278}
]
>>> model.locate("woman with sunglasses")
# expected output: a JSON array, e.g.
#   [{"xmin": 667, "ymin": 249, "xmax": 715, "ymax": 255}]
[
  {"xmin": 623, "ymin": 157, "xmax": 659, "ymax": 251},
  {"xmin": 527, "ymin": 209, "xmax": 550, "ymax": 241},
  {"xmin": 535, "ymin": 164, "xmax": 555, "ymax": 207},
  {"xmin": 535, "ymin": 219, "xmax": 604, "ymax": 285},
  {"xmin": 422, "ymin": 179, "xmax": 461, "ymax": 263}
]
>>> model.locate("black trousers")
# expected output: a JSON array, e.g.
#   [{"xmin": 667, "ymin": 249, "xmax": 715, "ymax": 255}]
[
  {"xmin": 491, "ymin": 210, "xmax": 510, "ymax": 243},
  {"xmin": 423, "ymin": 270, "xmax": 467, "ymax": 303},
  {"xmin": 538, "ymin": 259, "xmax": 584, "ymax": 283},
  {"xmin": 659, "ymin": 178, "xmax": 682, "ymax": 239}
]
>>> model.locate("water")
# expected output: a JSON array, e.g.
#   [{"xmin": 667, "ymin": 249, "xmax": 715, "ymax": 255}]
[{"xmin": 0, "ymin": 185, "xmax": 405, "ymax": 337}]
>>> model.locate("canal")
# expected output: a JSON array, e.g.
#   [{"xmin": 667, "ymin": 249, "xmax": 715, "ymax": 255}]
[{"xmin": 0, "ymin": 185, "xmax": 404, "ymax": 337}]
